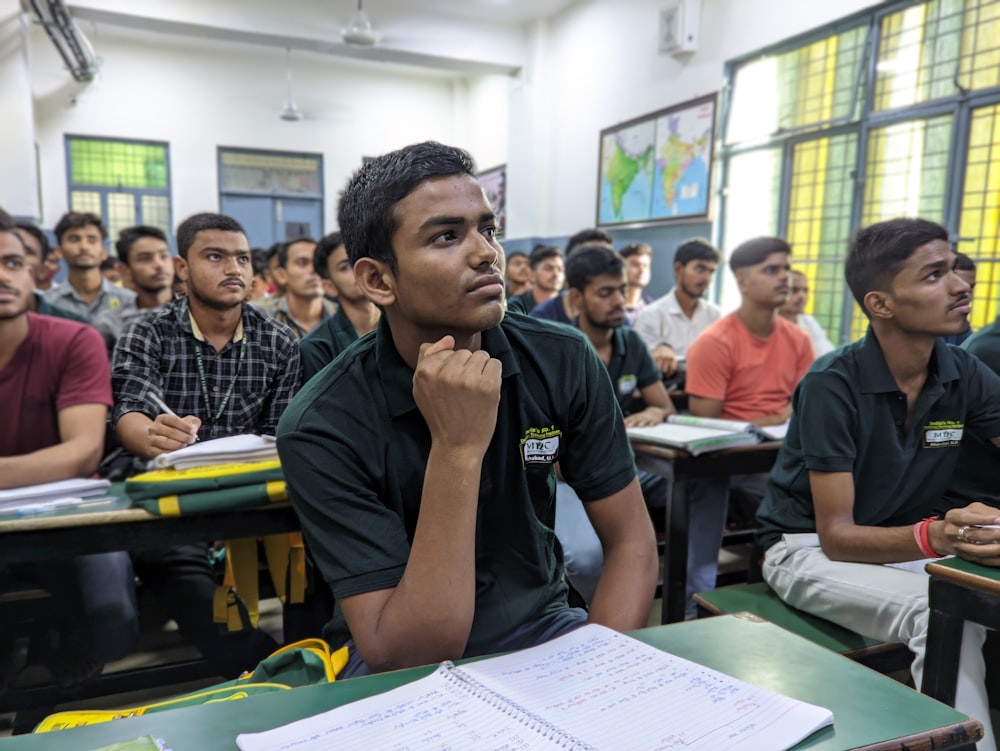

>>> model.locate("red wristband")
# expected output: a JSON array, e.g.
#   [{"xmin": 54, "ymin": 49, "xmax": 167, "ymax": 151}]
[{"xmin": 914, "ymin": 516, "xmax": 944, "ymax": 559}]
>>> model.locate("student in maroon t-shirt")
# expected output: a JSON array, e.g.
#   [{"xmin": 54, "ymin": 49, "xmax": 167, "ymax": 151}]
[{"xmin": 0, "ymin": 210, "xmax": 137, "ymax": 690}]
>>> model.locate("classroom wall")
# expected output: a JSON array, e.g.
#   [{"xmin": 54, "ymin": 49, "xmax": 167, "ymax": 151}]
[
  {"xmin": 0, "ymin": 5, "xmax": 38, "ymax": 218},
  {"xmin": 10, "ymin": 0, "xmax": 884, "ymax": 302}
]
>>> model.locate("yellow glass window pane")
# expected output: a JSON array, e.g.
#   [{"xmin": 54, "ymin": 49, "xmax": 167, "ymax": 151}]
[
  {"xmin": 958, "ymin": 102, "xmax": 1000, "ymax": 329},
  {"xmin": 726, "ymin": 26, "xmax": 865, "ymax": 144},
  {"xmin": 69, "ymin": 138, "xmax": 168, "ymax": 189},
  {"xmin": 787, "ymin": 133, "xmax": 857, "ymax": 343}
]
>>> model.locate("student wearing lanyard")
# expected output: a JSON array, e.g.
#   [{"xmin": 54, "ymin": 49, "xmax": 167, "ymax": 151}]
[{"xmin": 112, "ymin": 212, "xmax": 301, "ymax": 677}]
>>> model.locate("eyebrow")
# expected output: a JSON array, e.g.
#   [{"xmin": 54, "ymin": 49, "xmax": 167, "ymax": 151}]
[
  {"xmin": 199, "ymin": 247, "xmax": 249, "ymax": 256},
  {"xmin": 418, "ymin": 212, "xmax": 496, "ymax": 232},
  {"xmin": 918, "ymin": 259, "xmax": 950, "ymax": 274}
]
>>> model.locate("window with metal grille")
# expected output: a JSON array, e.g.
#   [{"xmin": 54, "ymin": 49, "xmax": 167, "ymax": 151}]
[
  {"xmin": 65, "ymin": 136, "xmax": 172, "ymax": 254},
  {"xmin": 719, "ymin": 0, "xmax": 1000, "ymax": 345}
]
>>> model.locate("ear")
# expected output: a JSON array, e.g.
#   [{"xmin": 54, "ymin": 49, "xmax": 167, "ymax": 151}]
[
  {"xmin": 273, "ymin": 265, "xmax": 289, "ymax": 287},
  {"xmin": 864, "ymin": 290, "xmax": 894, "ymax": 320},
  {"xmin": 117, "ymin": 261, "xmax": 132, "ymax": 286},
  {"xmin": 354, "ymin": 258, "xmax": 396, "ymax": 308},
  {"xmin": 733, "ymin": 267, "xmax": 749, "ymax": 293},
  {"xmin": 174, "ymin": 256, "xmax": 189, "ymax": 282},
  {"xmin": 568, "ymin": 287, "xmax": 584, "ymax": 310},
  {"xmin": 673, "ymin": 261, "xmax": 684, "ymax": 278}
]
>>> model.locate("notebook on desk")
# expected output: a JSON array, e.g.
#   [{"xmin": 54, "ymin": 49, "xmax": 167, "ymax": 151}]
[
  {"xmin": 628, "ymin": 415, "xmax": 789, "ymax": 455},
  {"xmin": 236, "ymin": 624, "xmax": 833, "ymax": 751},
  {"xmin": 0, "ymin": 477, "xmax": 111, "ymax": 513}
]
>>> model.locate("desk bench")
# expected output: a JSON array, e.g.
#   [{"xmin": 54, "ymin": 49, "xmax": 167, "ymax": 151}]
[
  {"xmin": 0, "ymin": 614, "xmax": 981, "ymax": 750},
  {"xmin": 632, "ymin": 440, "xmax": 780, "ymax": 624}
]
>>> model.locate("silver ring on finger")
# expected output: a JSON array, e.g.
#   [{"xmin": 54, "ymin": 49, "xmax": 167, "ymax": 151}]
[{"xmin": 957, "ymin": 525, "xmax": 973, "ymax": 544}]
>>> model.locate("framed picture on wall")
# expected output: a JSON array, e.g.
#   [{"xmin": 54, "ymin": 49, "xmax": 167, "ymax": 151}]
[
  {"xmin": 596, "ymin": 93, "xmax": 716, "ymax": 227},
  {"xmin": 478, "ymin": 164, "xmax": 507, "ymax": 238}
]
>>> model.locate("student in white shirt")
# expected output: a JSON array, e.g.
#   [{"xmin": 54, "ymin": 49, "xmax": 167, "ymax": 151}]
[
  {"xmin": 634, "ymin": 238, "xmax": 721, "ymax": 379},
  {"xmin": 778, "ymin": 269, "xmax": 836, "ymax": 358}
]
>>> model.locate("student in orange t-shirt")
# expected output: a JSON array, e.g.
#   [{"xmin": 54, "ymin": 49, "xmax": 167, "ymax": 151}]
[{"xmin": 682, "ymin": 236, "xmax": 813, "ymax": 617}]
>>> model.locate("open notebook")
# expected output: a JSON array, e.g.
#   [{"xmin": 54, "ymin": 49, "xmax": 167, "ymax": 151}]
[
  {"xmin": 627, "ymin": 415, "xmax": 789, "ymax": 455},
  {"xmin": 236, "ymin": 624, "xmax": 832, "ymax": 751}
]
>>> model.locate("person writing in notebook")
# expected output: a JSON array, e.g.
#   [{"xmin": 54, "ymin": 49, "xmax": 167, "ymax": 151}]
[
  {"xmin": 0, "ymin": 208, "xmax": 137, "ymax": 690},
  {"xmin": 277, "ymin": 142, "xmax": 658, "ymax": 677},
  {"xmin": 756, "ymin": 218, "xmax": 1000, "ymax": 750},
  {"xmin": 111, "ymin": 212, "xmax": 301, "ymax": 677},
  {"xmin": 682, "ymin": 237, "xmax": 813, "ymax": 616}
]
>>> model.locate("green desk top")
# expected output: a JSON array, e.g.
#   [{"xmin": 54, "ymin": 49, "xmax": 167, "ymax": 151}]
[
  {"xmin": 0, "ymin": 615, "xmax": 977, "ymax": 750},
  {"xmin": 928, "ymin": 555, "xmax": 1000, "ymax": 580}
]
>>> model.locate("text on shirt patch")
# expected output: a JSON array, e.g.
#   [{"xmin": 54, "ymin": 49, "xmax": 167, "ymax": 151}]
[
  {"xmin": 923, "ymin": 420, "xmax": 964, "ymax": 448},
  {"xmin": 520, "ymin": 426, "xmax": 562, "ymax": 468}
]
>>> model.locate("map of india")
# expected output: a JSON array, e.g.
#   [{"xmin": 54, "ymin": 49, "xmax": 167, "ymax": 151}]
[{"xmin": 599, "ymin": 99, "xmax": 714, "ymax": 225}]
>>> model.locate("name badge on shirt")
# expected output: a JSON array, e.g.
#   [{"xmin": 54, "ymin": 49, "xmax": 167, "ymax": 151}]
[
  {"xmin": 923, "ymin": 420, "xmax": 964, "ymax": 448},
  {"xmin": 617, "ymin": 374, "xmax": 637, "ymax": 396},
  {"xmin": 520, "ymin": 426, "xmax": 562, "ymax": 468}
]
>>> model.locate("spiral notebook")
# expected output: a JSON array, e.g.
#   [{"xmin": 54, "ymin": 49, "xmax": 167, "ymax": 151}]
[{"xmin": 235, "ymin": 624, "xmax": 832, "ymax": 751}]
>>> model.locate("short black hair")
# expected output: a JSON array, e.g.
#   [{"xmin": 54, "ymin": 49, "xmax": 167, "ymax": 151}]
[
  {"xmin": 0, "ymin": 209, "xmax": 24, "ymax": 249},
  {"xmin": 729, "ymin": 237, "xmax": 791, "ymax": 273},
  {"xmin": 674, "ymin": 238, "xmax": 720, "ymax": 266},
  {"xmin": 954, "ymin": 251, "xmax": 976, "ymax": 272},
  {"xmin": 845, "ymin": 218, "xmax": 949, "ymax": 313},
  {"xmin": 251, "ymin": 249, "xmax": 268, "ymax": 277},
  {"xmin": 338, "ymin": 141, "xmax": 477, "ymax": 272},
  {"xmin": 175, "ymin": 213, "xmax": 246, "ymax": 259},
  {"xmin": 54, "ymin": 211, "xmax": 107, "ymax": 244},
  {"xmin": 116, "ymin": 225, "xmax": 168, "ymax": 266},
  {"xmin": 619, "ymin": 242, "xmax": 652, "ymax": 260},
  {"xmin": 313, "ymin": 231, "xmax": 345, "ymax": 280},
  {"xmin": 506, "ymin": 250, "xmax": 528, "ymax": 262},
  {"xmin": 14, "ymin": 222, "xmax": 50, "ymax": 260},
  {"xmin": 529, "ymin": 244, "xmax": 563, "ymax": 270},
  {"xmin": 276, "ymin": 236, "xmax": 316, "ymax": 268},
  {"xmin": 566, "ymin": 244, "xmax": 624, "ymax": 291},
  {"xmin": 566, "ymin": 228, "xmax": 614, "ymax": 256}
]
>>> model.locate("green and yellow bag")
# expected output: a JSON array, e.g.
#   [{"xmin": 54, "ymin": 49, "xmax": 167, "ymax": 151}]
[
  {"xmin": 124, "ymin": 460, "xmax": 306, "ymax": 633},
  {"xmin": 34, "ymin": 639, "xmax": 349, "ymax": 733}
]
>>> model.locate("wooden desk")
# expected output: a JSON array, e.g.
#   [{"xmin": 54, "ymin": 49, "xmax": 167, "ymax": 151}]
[
  {"xmin": 0, "ymin": 614, "xmax": 980, "ymax": 750},
  {"xmin": 922, "ymin": 556, "xmax": 1000, "ymax": 707},
  {"xmin": 632, "ymin": 441, "xmax": 781, "ymax": 624},
  {"xmin": 0, "ymin": 483, "xmax": 301, "ymax": 564}
]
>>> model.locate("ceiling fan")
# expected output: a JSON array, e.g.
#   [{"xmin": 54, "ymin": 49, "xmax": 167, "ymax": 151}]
[
  {"xmin": 342, "ymin": 0, "xmax": 380, "ymax": 46},
  {"xmin": 279, "ymin": 48, "xmax": 303, "ymax": 122}
]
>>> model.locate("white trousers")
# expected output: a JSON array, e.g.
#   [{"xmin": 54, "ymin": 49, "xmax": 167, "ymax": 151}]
[{"xmin": 764, "ymin": 539, "xmax": 996, "ymax": 751}]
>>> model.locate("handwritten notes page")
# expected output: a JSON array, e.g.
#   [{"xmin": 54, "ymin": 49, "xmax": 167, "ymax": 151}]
[{"xmin": 235, "ymin": 624, "xmax": 832, "ymax": 751}]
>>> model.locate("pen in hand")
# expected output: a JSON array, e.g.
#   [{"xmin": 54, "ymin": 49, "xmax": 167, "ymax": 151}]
[{"xmin": 149, "ymin": 393, "xmax": 199, "ymax": 443}]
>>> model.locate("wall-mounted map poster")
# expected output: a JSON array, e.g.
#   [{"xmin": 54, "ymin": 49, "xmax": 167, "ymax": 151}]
[
  {"xmin": 597, "ymin": 93, "xmax": 716, "ymax": 226},
  {"xmin": 478, "ymin": 164, "xmax": 507, "ymax": 238}
]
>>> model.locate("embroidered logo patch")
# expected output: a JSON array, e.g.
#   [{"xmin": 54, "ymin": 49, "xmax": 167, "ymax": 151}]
[
  {"xmin": 520, "ymin": 426, "xmax": 562, "ymax": 468},
  {"xmin": 923, "ymin": 420, "xmax": 964, "ymax": 448},
  {"xmin": 617, "ymin": 374, "xmax": 637, "ymax": 396}
]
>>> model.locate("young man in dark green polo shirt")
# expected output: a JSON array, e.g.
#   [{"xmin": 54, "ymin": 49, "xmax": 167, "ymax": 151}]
[
  {"xmin": 299, "ymin": 231, "xmax": 380, "ymax": 383},
  {"xmin": 553, "ymin": 243, "xmax": 674, "ymax": 603},
  {"xmin": 277, "ymin": 141, "xmax": 658, "ymax": 678},
  {"xmin": 756, "ymin": 218, "xmax": 1000, "ymax": 750}
]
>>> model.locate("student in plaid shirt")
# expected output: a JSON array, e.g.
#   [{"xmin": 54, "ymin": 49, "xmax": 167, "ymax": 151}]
[{"xmin": 111, "ymin": 212, "xmax": 301, "ymax": 677}]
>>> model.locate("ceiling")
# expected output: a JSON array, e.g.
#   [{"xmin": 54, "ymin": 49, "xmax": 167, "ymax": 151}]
[{"xmin": 61, "ymin": 0, "xmax": 581, "ymax": 77}]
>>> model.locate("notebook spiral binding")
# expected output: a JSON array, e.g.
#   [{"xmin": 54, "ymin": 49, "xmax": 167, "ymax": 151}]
[{"xmin": 439, "ymin": 662, "xmax": 597, "ymax": 751}]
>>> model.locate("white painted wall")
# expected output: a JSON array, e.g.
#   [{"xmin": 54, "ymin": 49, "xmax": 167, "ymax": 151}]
[
  {"xmin": 0, "ymin": 4, "xmax": 38, "ymax": 217},
  {"xmin": 29, "ymin": 22, "xmax": 463, "ymax": 231}
]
